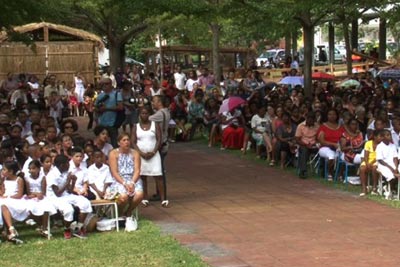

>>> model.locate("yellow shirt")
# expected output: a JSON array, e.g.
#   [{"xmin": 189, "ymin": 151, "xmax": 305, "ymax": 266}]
[{"xmin": 364, "ymin": 140, "xmax": 376, "ymax": 164}]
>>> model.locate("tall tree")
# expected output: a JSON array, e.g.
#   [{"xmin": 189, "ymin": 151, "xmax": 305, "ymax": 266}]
[
  {"xmin": 333, "ymin": 0, "xmax": 383, "ymax": 75},
  {"xmin": 0, "ymin": 0, "xmax": 47, "ymax": 28},
  {"xmin": 291, "ymin": 0, "xmax": 332, "ymax": 98},
  {"xmin": 67, "ymin": 0, "xmax": 159, "ymax": 71}
]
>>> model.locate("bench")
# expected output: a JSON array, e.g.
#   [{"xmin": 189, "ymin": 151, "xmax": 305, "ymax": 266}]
[{"xmin": 90, "ymin": 199, "xmax": 119, "ymax": 232}]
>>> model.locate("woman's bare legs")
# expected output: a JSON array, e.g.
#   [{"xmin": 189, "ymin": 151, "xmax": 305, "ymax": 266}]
[
  {"xmin": 126, "ymin": 192, "xmax": 143, "ymax": 217},
  {"xmin": 209, "ymin": 124, "xmax": 217, "ymax": 147},
  {"xmin": 359, "ymin": 165, "xmax": 368, "ymax": 194}
]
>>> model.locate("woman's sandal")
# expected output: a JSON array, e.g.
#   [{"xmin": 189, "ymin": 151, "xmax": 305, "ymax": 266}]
[
  {"xmin": 161, "ymin": 200, "xmax": 169, "ymax": 208},
  {"xmin": 141, "ymin": 200, "xmax": 150, "ymax": 207},
  {"xmin": 269, "ymin": 160, "xmax": 275, "ymax": 166},
  {"xmin": 8, "ymin": 227, "xmax": 23, "ymax": 244},
  {"xmin": 39, "ymin": 228, "xmax": 52, "ymax": 238}
]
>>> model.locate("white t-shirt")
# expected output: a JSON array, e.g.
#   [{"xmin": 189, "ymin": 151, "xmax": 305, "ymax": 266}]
[
  {"xmin": 174, "ymin": 72, "xmax": 186, "ymax": 90},
  {"xmin": 251, "ymin": 114, "xmax": 271, "ymax": 133},
  {"xmin": 100, "ymin": 143, "xmax": 113, "ymax": 159},
  {"xmin": 68, "ymin": 160, "xmax": 88, "ymax": 191},
  {"xmin": 221, "ymin": 110, "xmax": 241, "ymax": 131},
  {"xmin": 26, "ymin": 135, "xmax": 35, "ymax": 145},
  {"xmin": 185, "ymin": 79, "xmax": 199, "ymax": 92},
  {"xmin": 46, "ymin": 167, "xmax": 69, "ymax": 198},
  {"xmin": 376, "ymin": 142, "xmax": 398, "ymax": 169},
  {"xmin": 87, "ymin": 164, "xmax": 113, "ymax": 192},
  {"xmin": 28, "ymin": 82, "xmax": 40, "ymax": 89},
  {"xmin": 150, "ymin": 87, "xmax": 162, "ymax": 96}
]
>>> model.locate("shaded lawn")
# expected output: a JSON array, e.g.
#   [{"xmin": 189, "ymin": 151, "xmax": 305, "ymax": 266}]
[{"xmin": 0, "ymin": 220, "xmax": 208, "ymax": 267}]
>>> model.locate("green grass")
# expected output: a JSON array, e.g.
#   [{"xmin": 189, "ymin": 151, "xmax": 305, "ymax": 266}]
[{"xmin": 0, "ymin": 220, "xmax": 208, "ymax": 267}]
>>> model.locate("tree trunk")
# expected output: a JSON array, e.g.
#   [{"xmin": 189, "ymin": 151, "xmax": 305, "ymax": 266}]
[
  {"xmin": 328, "ymin": 22, "xmax": 335, "ymax": 66},
  {"xmin": 285, "ymin": 32, "xmax": 291, "ymax": 58},
  {"xmin": 351, "ymin": 19, "xmax": 358, "ymax": 51},
  {"xmin": 379, "ymin": 18, "xmax": 387, "ymax": 61},
  {"xmin": 303, "ymin": 24, "xmax": 314, "ymax": 99},
  {"xmin": 343, "ymin": 21, "xmax": 352, "ymax": 76},
  {"xmin": 109, "ymin": 40, "xmax": 125, "ymax": 73},
  {"xmin": 158, "ymin": 28, "xmax": 164, "ymax": 81},
  {"xmin": 210, "ymin": 23, "xmax": 221, "ymax": 87},
  {"xmin": 292, "ymin": 30, "xmax": 298, "ymax": 56}
]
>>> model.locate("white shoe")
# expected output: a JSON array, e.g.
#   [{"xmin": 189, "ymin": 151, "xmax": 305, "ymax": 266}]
[
  {"xmin": 125, "ymin": 217, "xmax": 138, "ymax": 232},
  {"xmin": 25, "ymin": 219, "xmax": 36, "ymax": 226},
  {"xmin": 384, "ymin": 190, "xmax": 392, "ymax": 200}
]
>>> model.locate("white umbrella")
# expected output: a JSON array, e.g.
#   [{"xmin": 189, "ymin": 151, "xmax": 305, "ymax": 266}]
[{"xmin": 278, "ymin": 76, "xmax": 304, "ymax": 87}]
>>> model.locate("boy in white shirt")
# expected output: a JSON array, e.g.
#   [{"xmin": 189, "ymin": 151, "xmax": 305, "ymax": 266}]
[
  {"xmin": 376, "ymin": 129, "xmax": 400, "ymax": 199},
  {"xmin": 46, "ymin": 154, "xmax": 92, "ymax": 239},
  {"xmin": 69, "ymin": 147, "xmax": 94, "ymax": 200},
  {"xmin": 87, "ymin": 149, "xmax": 113, "ymax": 199}
]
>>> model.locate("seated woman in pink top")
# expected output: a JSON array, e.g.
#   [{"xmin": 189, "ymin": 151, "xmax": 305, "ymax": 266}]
[
  {"xmin": 317, "ymin": 109, "xmax": 344, "ymax": 181},
  {"xmin": 295, "ymin": 112, "xmax": 319, "ymax": 178}
]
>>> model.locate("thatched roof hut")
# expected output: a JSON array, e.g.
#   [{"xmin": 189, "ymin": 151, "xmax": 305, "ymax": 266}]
[{"xmin": 0, "ymin": 22, "xmax": 104, "ymax": 84}]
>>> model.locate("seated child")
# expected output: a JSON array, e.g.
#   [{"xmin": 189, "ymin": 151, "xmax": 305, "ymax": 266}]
[
  {"xmin": 69, "ymin": 147, "xmax": 94, "ymax": 200},
  {"xmin": 0, "ymin": 161, "xmax": 30, "ymax": 243},
  {"xmin": 22, "ymin": 143, "xmax": 42, "ymax": 176},
  {"xmin": 359, "ymin": 130, "xmax": 382, "ymax": 196},
  {"xmin": 46, "ymin": 154, "xmax": 92, "ymax": 239},
  {"xmin": 87, "ymin": 149, "xmax": 113, "ymax": 200},
  {"xmin": 376, "ymin": 129, "xmax": 399, "ymax": 199},
  {"xmin": 25, "ymin": 160, "xmax": 57, "ymax": 237},
  {"xmin": 40, "ymin": 154, "xmax": 54, "ymax": 177}
]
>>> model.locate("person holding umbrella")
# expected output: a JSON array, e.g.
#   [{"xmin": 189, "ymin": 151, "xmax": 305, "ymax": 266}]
[{"xmin": 219, "ymin": 96, "xmax": 246, "ymax": 150}]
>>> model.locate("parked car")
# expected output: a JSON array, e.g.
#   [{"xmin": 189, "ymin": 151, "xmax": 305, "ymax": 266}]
[
  {"xmin": 336, "ymin": 45, "xmax": 346, "ymax": 56},
  {"xmin": 299, "ymin": 46, "xmax": 344, "ymax": 66},
  {"xmin": 298, "ymin": 47, "xmax": 318, "ymax": 66},
  {"xmin": 256, "ymin": 49, "xmax": 285, "ymax": 68},
  {"xmin": 327, "ymin": 46, "xmax": 346, "ymax": 64}
]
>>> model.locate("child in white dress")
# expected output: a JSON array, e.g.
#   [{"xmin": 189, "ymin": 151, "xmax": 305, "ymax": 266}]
[
  {"xmin": 25, "ymin": 160, "xmax": 57, "ymax": 237},
  {"xmin": 0, "ymin": 161, "xmax": 30, "ymax": 243}
]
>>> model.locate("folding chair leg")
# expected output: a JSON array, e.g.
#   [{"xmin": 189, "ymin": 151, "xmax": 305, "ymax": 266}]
[
  {"xmin": 378, "ymin": 174, "xmax": 383, "ymax": 196},
  {"xmin": 113, "ymin": 202, "xmax": 119, "ymax": 232},
  {"xmin": 134, "ymin": 207, "xmax": 139, "ymax": 221},
  {"xmin": 47, "ymin": 215, "xmax": 51, "ymax": 240},
  {"xmin": 397, "ymin": 178, "xmax": 400, "ymax": 200}
]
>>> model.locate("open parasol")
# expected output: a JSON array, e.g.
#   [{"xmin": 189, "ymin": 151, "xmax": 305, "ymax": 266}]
[
  {"xmin": 340, "ymin": 79, "xmax": 360, "ymax": 88},
  {"xmin": 378, "ymin": 68, "xmax": 400, "ymax": 80},
  {"xmin": 218, "ymin": 96, "xmax": 246, "ymax": 114},
  {"xmin": 278, "ymin": 76, "xmax": 304, "ymax": 87},
  {"xmin": 312, "ymin": 72, "xmax": 335, "ymax": 81}
]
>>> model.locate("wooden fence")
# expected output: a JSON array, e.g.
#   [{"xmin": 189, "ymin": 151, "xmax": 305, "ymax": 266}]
[{"xmin": 0, "ymin": 41, "xmax": 99, "ymax": 85}]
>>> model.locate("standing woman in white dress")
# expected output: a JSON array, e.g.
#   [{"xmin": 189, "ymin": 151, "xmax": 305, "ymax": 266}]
[
  {"xmin": 131, "ymin": 105, "xmax": 167, "ymax": 207},
  {"xmin": 73, "ymin": 72, "xmax": 86, "ymax": 116}
]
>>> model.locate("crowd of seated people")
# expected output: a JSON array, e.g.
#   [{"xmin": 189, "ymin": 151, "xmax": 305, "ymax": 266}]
[
  {"xmin": 0, "ymin": 70, "xmax": 162, "ymax": 243},
  {"xmin": 1, "ymin": 63, "xmax": 400, "ymax": 243},
  {"xmin": 160, "ymin": 66, "xmax": 400, "ymax": 201}
]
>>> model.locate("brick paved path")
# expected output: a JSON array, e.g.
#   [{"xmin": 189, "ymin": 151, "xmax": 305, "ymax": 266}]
[
  {"xmin": 74, "ymin": 117, "xmax": 400, "ymax": 267},
  {"xmin": 141, "ymin": 142, "xmax": 400, "ymax": 267}
]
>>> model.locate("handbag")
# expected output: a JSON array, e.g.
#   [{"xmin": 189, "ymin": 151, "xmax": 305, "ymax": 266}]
[{"xmin": 113, "ymin": 91, "xmax": 125, "ymax": 128}]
